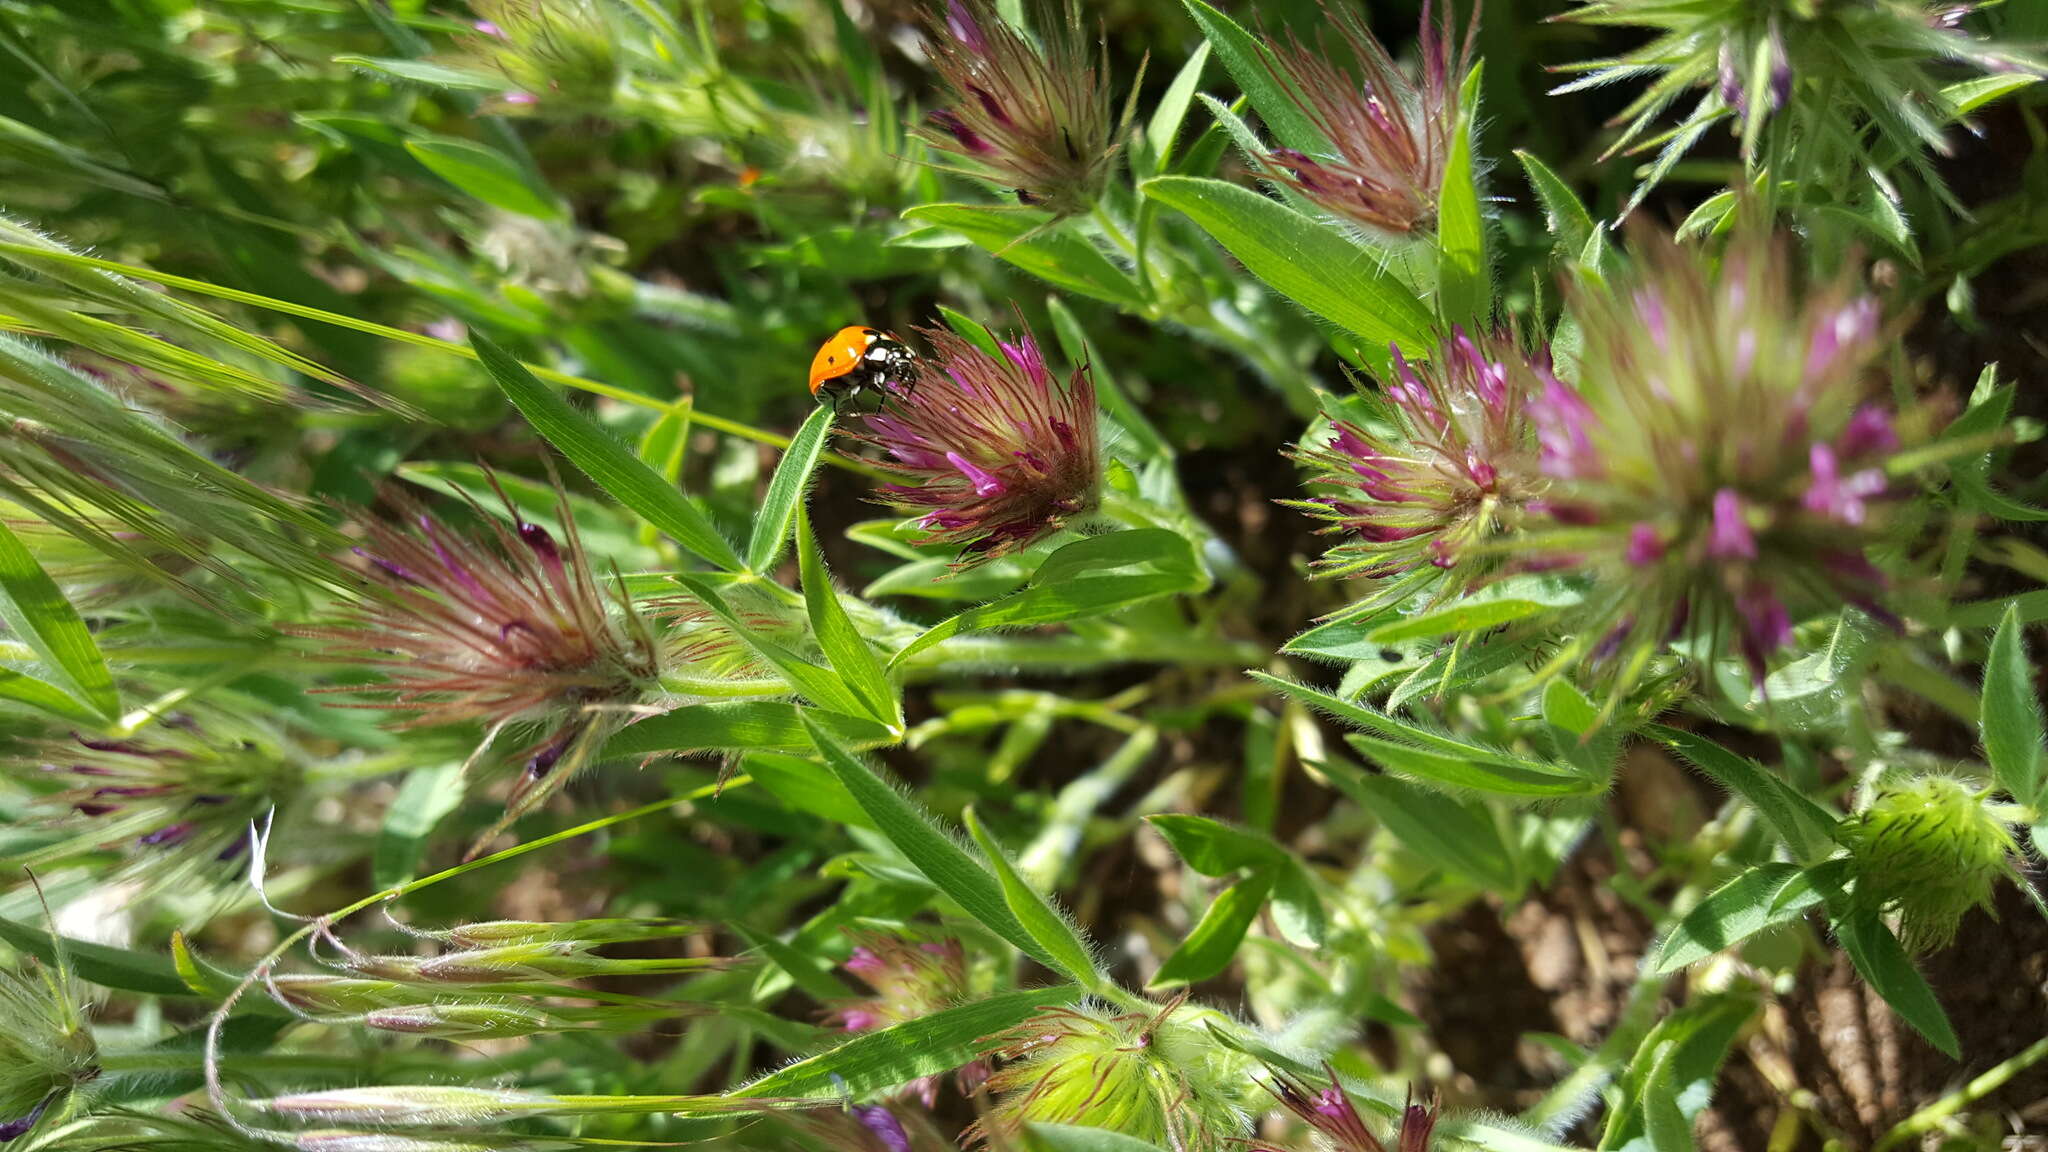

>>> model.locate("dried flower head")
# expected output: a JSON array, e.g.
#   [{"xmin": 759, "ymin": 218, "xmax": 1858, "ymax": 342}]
[
  {"xmin": 829, "ymin": 930, "xmax": 986, "ymax": 1105},
  {"xmin": 1522, "ymin": 232, "xmax": 1917, "ymax": 687},
  {"xmin": 916, "ymin": 0, "xmax": 1130, "ymax": 217},
  {"xmin": 858, "ymin": 323, "xmax": 1100, "ymax": 562},
  {"xmin": 1258, "ymin": 1, "xmax": 1476, "ymax": 235},
  {"xmin": 1842, "ymin": 774, "xmax": 2018, "ymax": 953},
  {"xmin": 0, "ymin": 947, "xmax": 98, "ymax": 1141},
  {"xmin": 1253, "ymin": 1066, "xmax": 1440, "ymax": 1152},
  {"xmin": 15, "ymin": 720, "xmax": 300, "ymax": 889},
  {"xmin": 1286, "ymin": 329, "xmax": 1546, "ymax": 599},
  {"xmin": 967, "ymin": 997, "xmax": 1252, "ymax": 1150},
  {"xmin": 1555, "ymin": 0, "xmax": 2039, "ymax": 208}
]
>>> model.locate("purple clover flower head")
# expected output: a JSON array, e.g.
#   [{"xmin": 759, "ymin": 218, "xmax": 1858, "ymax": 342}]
[
  {"xmin": 1245, "ymin": 0, "xmax": 1474, "ymax": 235},
  {"xmin": 1522, "ymin": 230, "xmax": 1916, "ymax": 689},
  {"xmin": 1288, "ymin": 330, "xmax": 1547, "ymax": 594},
  {"xmin": 916, "ymin": 0, "xmax": 1120, "ymax": 218},
  {"xmin": 857, "ymin": 323, "xmax": 1099, "ymax": 563},
  {"xmin": 1255, "ymin": 2, "xmax": 1476, "ymax": 235},
  {"xmin": 827, "ymin": 930, "xmax": 987, "ymax": 1107}
]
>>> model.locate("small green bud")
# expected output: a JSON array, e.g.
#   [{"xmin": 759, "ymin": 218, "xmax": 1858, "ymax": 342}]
[
  {"xmin": 362, "ymin": 1003, "xmax": 556, "ymax": 1039},
  {"xmin": 254, "ymin": 1086, "xmax": 563, "ymax": 1127},
  {"xmin": 968, "ymin": 998, "xmax": 1252, "ymax": 1150},
  {"xmin": 1843, "ymin": 774, "xmax": 2017, "ymax": 953}
]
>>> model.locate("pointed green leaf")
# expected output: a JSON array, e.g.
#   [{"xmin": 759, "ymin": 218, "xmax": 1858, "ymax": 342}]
[
  {"xmin": 1983, "ymin": 604, "xmax": 2044, "ymax": 805},
  {"xmin": 1141, "ymin": 177, "xmax": 1433, "ymax": 349},
  {"xmin": 1151, "ymin": 869, "xmax": 1272, "ymax": 987},
  {"xmin": 474, "ymin": 334, "xmax": 743, "ymax": 570},
  {"xmin": 797, "ymin": 508, "xmax": 898, "ymax": 727},
  {"xmin": 1514, "ymin": 150, "xmax": 1595, "ymax": 259},
  {"xmin": 747, "ymin": 405, "xmax": 835, "ymax": 574},
  {"xmin": 0, "ymin": 519, "xmax": 117, "ymax": 723},
  {"xmin": 1177, "ymin": 0, "xmax": 1324, "ymax": 153},
  {"xmin": 801, "ymin": 715, "xmax": 1054, "ymax": 969},
  {"xmin": 405, "ymin": 136, "xmax": 562, "ymax": 220},
  {"xmin": 1435, "ymin": 64, "xmax": 1488, "ymax": 326},
  {"xmin": 1833, "ymin": 908, "xmax": 1959, "ymax": 1059},
  {"xmin": 964, "ymin": 808, "xmax": 1101, "ymax": 989}
]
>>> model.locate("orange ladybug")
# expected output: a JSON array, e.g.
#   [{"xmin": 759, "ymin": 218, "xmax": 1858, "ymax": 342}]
[{"xmin": 808, "ymin": 326, "xmax": 917, "ymax": 414}]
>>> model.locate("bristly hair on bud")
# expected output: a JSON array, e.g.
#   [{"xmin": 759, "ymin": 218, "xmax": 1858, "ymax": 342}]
[
  {"xmin": 1842, "ymin": 774, "xmax": 2020, "ymax": 954},
  {"xmin": 296, "ymin": 474, "xmax": 669, "ymax": 851},
  {"xmin": 856, "ymin": 321, "xmax": 1101, "ymax": 564},
  {"xmin": 1285, "ymin": 327, "xmax": 1547, "ymax": 607},
  {"xmin": 915, "ymin": 0, "xmax": 1139, "ymax": 219},
  {"xmin": 966, "ymin": 995, "xmax": 1253, "ymax": 1151},
  {"xmin": 1252, "ymin": 1064, "xmax": 1440, "ymax": 1152},
  {"xmin": 1517, "ymin": 229, "xmax": 1926, "ymax": 692},
  {"xmin": 1257, "ymin": 0, "xmax": 1478, "ymax": 236},
  {"xmin": 459, "ymin": 0, "xmax": 621, "ymax": 111}
]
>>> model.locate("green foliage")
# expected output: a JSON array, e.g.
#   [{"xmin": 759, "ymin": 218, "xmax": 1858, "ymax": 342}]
[{"xmin": 0, "ymin": 1, "xmax": 2042, "ymax": 1150}]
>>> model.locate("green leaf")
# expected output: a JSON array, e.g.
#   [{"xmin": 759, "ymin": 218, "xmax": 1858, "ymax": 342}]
[
  {"xmin": 1646, "ymin": 726, "xmax": 1840, "ymax": 866},
  {"xmin": 964, "ymin": 808, "xmax": 1101, "ymax": 989},
  {"xmin": 604, "ymin": 702, "xmax": 893, "ymax": 757},
  {"xmin": 1514, "ymin": 150, "xmax": 1595, "ymax": 259},
  {"xmin": 1269, "ymin": 859, "xmax": 1327, "ymax": 948},
  {"xmin": 1367, "ymin": 597, "xmax": 1552, "ymax": 644},
  {"xmin": 736, "ymin": 985, "xmax": 1077, "ymax": 1098},
  {"xmin": 746, "ymin": 405, "xmax": 835, "ymax": 575},
  {"xmin": 1321, "ymin": 768, "xmax": 1520, "ymax": 893},
  {"xmin": 1146, "ymin": 41, "xmax": 1212, "ymax": 172},
  {"xmin": 0, "ymin": 519, "xmax": 118, "ymax": 723},
  {"xmin": 889, "ymin": 531, "xmax": 1204, "ymax": 670},
  {"xmin": 372, "ymin": 763, "xmax": 466, "ymax": 888},
  {"xmin": 797, "ymin": 508, "xmax": 898, "ymax": 728},
  {"xmin": 1435, "ymin": 64, "xmax": 1488, "ymax": 326},
  {"xmin": 0, "ymin": 668, "xmax": 107, "ymax": 724},
  {"xmin": 1832, "ymin": 908, "xmax": 1959, "ymax": 1059},
  {"xmin": 1141, "ymin": 177, "xmax": 1433, "ymax": 349},
  {"xmin": 737, "ymin": 750, "xmax": 874, "ymax": 829},
  {"xmin": 900, "ymin": 205, "xmax": 1144, "ymax": 309},
  {"xmin": 1147, "ymin": 814, "xmax": 1280, "ymax": 876},
  {"xmin": 1983, "ymin": 604, "xmax": 2044, "ymax": 805},
  {"xmin": 1649, "ymin": 862, "xmax": 1828, "ymax": 974},
  {"xmin": 0, "ymin": 917, "xmax": 194, "ymax": 998},
  {"xmin": 1344, "ymin": 733, "xmax": 1597, "ymax": 798},
  {"xmin": 1253, "ymin": 672, "xmax": 1595, "ymax": 797},
  {"xmin": 405, "ymin": 136, "xmax": 562, "ymax": 220},
  {"xmin": 1177, "ymin": 0, "xmax": 1324, "ymax": 153},
  {"xmin": 1598, "ymin": 994, "xmax": 1756, "ymax": 1152},
  {"xmin": 474, "ymin": 334, "xmax": 743, "ymax": 571},
  {"xmin": 1151, "ymin": 869, "xmax": 1272, "ymax": 987},
  {"xmin": 334, "ymin": 55, "xmax": 504, "ymax": 90},
  {"xmin": 801, "ymin": 715, "xmax": 1055, "ymax": 969},
  {"xmin": 672, "ymin": 574, "xmax": 869, "ymax": 718}
]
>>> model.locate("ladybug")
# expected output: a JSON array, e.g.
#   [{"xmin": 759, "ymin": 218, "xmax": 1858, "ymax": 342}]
[{"xmin": 808, "ymin": 326, "xmax": 917, "ymax": 414}]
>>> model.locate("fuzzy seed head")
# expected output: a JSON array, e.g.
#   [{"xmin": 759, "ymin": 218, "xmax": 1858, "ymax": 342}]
[
  {"xmin": 1843, "ymin": 774, "xmax": 2016, "ymax": 953},
  {"xmin": 858, "ymin": 324, "xmax": 1101, "ymax": 562},
  {"xmin": 462, "ymin": 0, "xmax": 619, "ymax": 109},
  {"xmin": 968, "ymin": 999, "xmax": 1252, "ymax": 1151}
]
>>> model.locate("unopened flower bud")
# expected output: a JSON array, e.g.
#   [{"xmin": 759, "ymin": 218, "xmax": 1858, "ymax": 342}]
[
  {"xmin": 1843, "ymin": 774, "xmax": 2018, "ymax": 953},
  {"xmin": 363, "ymin": 1003, "xmax": 556, "ymax": 1039}
]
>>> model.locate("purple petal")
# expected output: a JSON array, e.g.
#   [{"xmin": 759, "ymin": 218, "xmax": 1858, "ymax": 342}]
[{"xmin": 1706, "ymin": 489, "xmax": 1757, "ymax": 561}]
